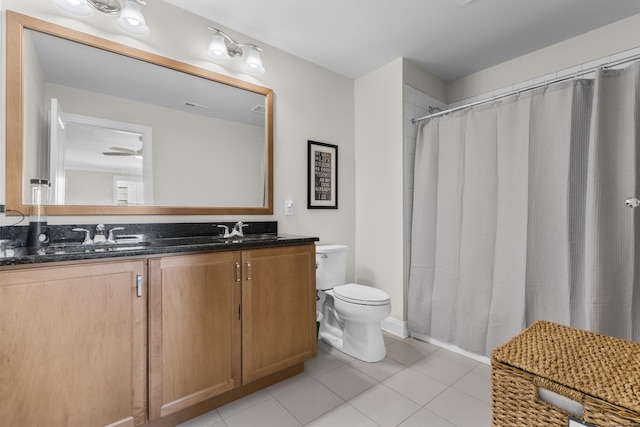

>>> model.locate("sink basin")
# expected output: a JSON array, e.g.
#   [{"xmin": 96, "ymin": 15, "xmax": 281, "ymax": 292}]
[
  {"xmin": 149, "ymin": 236, "xmax": 225, "ymax": 247},
  {"xmin": 42, "ymin": 233, "xmax": 281, "ymax": 255},
  {"xmin": 149, "ymin": 234, "xmax": 279, "ymax": 247},
  {"xmin": 220, "ymin": 233, "xmax": 280, "ymax": 243}
]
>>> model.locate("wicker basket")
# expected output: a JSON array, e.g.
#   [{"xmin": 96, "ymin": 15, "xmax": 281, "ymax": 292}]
[{"xmin": 491, "ymin": 321, "xmax": 640, "ymax": 427}]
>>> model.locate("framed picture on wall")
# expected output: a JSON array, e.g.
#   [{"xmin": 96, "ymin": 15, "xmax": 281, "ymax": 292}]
[{"xmin": 307, "ymin": 140, "xmax": 338, "ymax": 209}]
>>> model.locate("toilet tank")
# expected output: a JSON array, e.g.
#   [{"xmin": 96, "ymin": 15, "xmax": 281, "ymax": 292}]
[{"xmin": 315, "ymin": 244, "xmax": 348, "ymax": 290}]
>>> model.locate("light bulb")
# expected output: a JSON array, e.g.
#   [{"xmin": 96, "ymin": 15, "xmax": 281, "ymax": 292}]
[
  {"xmin": 206, "ymin": 33, "xmax": 231, "ymax": 63},
  {"xmin": 117, "ymin": 0, "xmax": 150, "ymax": 36},
  {"xmin": 51, "ymin": 0, "xmax": 93, "ymax": 16},
  {"xmin": 245, "ymin": 47, "xmax": 265, "ymax": 75}
]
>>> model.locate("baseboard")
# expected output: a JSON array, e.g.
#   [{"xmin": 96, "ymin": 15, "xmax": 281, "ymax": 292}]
[
  {"xmin": 381, "ymin": 316, "xmax": 409, "ymax": 339},
  {"xmin": 409, "ymin": 331, "xmax": 490, "ymax": 365}
]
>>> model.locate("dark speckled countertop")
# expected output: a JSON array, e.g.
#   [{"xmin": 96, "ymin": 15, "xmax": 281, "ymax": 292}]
[{"xmin": 0, "ymin": 221, "xmax": 319, "ymax": 267}]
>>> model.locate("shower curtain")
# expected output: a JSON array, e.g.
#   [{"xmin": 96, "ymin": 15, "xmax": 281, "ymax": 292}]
[{"xmin": 408, "ymin": 62, "xmax": 640, "ymax": 357}]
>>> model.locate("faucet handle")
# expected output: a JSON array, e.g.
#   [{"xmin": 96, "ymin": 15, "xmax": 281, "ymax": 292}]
[
  {"xmin": 107, "ymin": 227, "xmax": 125, "ymax": 243},
  {"xmin": 216, "ymin": 224, "xmax": 231, "ymax": 238},
  {"xmin": 234, "ymin": 221, "xmax": 249, "ymax": 236},
  {"xmin": 72, "ymin": 228, "xmax": 93, "ymax": 245}
]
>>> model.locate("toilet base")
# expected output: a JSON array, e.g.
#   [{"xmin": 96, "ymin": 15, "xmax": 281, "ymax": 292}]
[
  {"xmin": 319, "ymin": 292, "xmax": 388, "ymax": 363},
  {"xmin": 331, "ymin": 321, "xmax": 387, "ymax": 363}
]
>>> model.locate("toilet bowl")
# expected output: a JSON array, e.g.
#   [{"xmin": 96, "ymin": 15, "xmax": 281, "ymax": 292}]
[{"xmin": 316, "ymin": 245, "xmax": 391, "ymax": 362}]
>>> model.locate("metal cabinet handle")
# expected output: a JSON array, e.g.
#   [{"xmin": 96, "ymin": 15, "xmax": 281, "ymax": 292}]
[
  {"xmin": 246, "ymin": 261, "xmax": 252, "ymax": 281},
  {"xmin": 136, "ymin": 274, "xmax": 142, "ymax": 297},
  {"xmin": 235, "ymin": 262, "xmax": 241, "ymax": 283}
]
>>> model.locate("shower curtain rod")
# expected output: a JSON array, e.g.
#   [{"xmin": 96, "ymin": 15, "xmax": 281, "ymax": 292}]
[{"xmin": 412, "ymin": 53, "xmax": 640, "ymax": 124}]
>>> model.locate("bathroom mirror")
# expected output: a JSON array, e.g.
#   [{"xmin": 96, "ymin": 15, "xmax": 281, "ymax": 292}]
[{"xmin": 6, "ymin": 11, "xmax": 273, "ymax": 215}]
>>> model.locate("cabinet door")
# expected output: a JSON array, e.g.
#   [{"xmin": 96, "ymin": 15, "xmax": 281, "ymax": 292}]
[
  {"xmin": 149, "ymin": 252, "xmax": 241, "ymax": 420},
  {"xmin": 0, "ymin": 260, "xmax": 147, "ymax": 427},
  {"xmin": 242, "ymin": 244, "xmax": 316, "ymax": 383}
]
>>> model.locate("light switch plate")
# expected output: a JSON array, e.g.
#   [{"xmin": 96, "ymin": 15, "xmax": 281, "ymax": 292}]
[{"xmin": 285, "ymin": 200, "xmax": 294, "ymax": 216}]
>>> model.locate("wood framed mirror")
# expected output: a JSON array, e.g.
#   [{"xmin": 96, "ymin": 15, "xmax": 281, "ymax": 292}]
[{"xmin": 6, "ymin": 11, "xmax": 273, "ymax": 215}]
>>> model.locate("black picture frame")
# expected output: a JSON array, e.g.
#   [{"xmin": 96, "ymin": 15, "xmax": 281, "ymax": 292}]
[{"xmin": 307, "ymin": 140, "xmax": 338, "ymax": 209}]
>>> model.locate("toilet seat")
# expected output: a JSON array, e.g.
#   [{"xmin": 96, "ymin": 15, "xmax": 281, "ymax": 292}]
[{"xmin": 333, "ymin": 283, "xmax": 390, "ymax": 306}]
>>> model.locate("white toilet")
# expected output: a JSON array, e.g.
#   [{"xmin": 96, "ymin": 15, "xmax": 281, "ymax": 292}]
[{"xmin": 316, "ymin": 244, "xmax": 391, "ymax": 362}]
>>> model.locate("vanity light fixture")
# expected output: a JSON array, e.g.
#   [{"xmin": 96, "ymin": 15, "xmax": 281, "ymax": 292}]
[
  {"xmin": 52, "ymin": 0, "xmax": 93, "ymax": 16},
  {"xmin": 51, "ymin": 0, "xmax": 149, "ymax": 36},
  {"xmin": 116, "ymin": 0, "xmax": 150, "ymax": 35},
  {"xmin": 206, "ymin": 28, "xmax": 265, "ymax": 75}
]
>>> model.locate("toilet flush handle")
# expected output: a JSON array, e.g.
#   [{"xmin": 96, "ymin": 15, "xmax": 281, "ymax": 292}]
[{"xmin": 316, "ymin": 253, "xmax": 327, "ymax": 269}]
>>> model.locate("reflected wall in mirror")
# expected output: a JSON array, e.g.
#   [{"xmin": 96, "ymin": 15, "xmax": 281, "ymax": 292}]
[{"xmin": 6, "ymin": 11, "xmax": 273, "ymax": 216}]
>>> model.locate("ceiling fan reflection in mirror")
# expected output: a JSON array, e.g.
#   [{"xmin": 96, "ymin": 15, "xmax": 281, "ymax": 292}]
[{"xmin": 103, "ymin": 146, "xmax": 143, "ymax": 158}]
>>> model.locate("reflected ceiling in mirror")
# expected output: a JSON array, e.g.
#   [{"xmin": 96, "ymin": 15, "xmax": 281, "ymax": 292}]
[{"xmin": 6, "ymin": 11, "xmax": 273, "ymax": 216}]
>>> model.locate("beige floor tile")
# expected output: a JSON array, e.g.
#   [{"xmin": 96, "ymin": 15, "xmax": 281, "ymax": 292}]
[
  {"xmin": 403, "ymin": 337, "xmax": 441, "ymax": 355},
  {"xmin": 349, "ymin": 356, "xmax": 404, "ymax": 382},
  {"xmin": 425, "ymin": 387, "xmax": 492, "ymax": 427},
  {"xmin": 383, "ymin": 368, "xmax": 448, "ymax": 406},
  {"xmin": 385, "ymin": 340, "xmax": 430, "ymax": 366},
  {"xmin": 274, "ymin": 378, "xmax": 343, "ymax": 424},
  {"xmin": 349, "ymin": 384, "xmax": 420, "ymax": 427},
  {"xmin": 306, "ymin": 403, "xmax": 378, "ymax": 427},
  {"xmin": 304, "ymin": 350, "xmax": 350, "ymax": 378},
  {"xmin": 398, "ymin": 408, "xmax": 455, "ymax": 427},
  {"xmin": 410, "ymin": 354, "xmax": 471, "ymax": 385},
  {"xmin": 267, "ymin": 372, "xmax": 315, "ymax": 396},
  {"xmin": 217, "ymin": 388, "xmax": 272, "ymax": 419},
  {"xmin": 176, "ymin": 409, "xmax": 223, "ymax": 427},
  {"xmin": 383, "ymin": 332, "xmax": 400, "ymax": 346},
  {"xmin": 315, "ymin": 364, "xmax": 378, "ymax": 400},
  {"xmin": 431, "ymin": 348, "xmax": 481, "ymax": 370},
  {"xmin": 319, "ymin": 343, "xmax": 357, "ymax": 363},
  {"xmin": 223, "ymin": 398, "xmax": 301, "ymax": 427},
  {"xmin": 473, "ymin": 361, "xmax": 492, "ymax": 377},
  {"xmin": 452, "ymin": 369, "xmax": 492, "ymax": 404},
  {"xmin": 184, "ymin": 336, "xmax": 494, "ymax": 427}
]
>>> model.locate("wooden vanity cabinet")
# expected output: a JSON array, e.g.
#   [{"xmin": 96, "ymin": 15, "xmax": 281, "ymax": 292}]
[
  {"xmin": 241, "ymin": 244, "xmax": 317, "ymax": 383},
  {"xmin": 0, "ymin": 241, "xmax": 316, "ymax": 425},
  {"xmin": 148, "ymin": 244, "xmax": 317, "ymax": 420},
  {"xmin": 0, "ymin": 260, "xmax": 147, "ymax": 427},
  {"xmin": 148, "ymin": 251, "xmax": 242, "ymax": 420}
]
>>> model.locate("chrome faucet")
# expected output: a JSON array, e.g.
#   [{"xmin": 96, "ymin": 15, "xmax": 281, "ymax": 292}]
[
  {"xmin": 231, "ymin": 221, "xmax": 249, "ymax": 237},
  {"xmin": 93, "ymin": 224, "xmax": 107, "ymax": 243},
  {"xmin": 72, "ymin": 228, "xmax": 93, "ymax": 245},
  {"xmin": 216, "ymin": 222, "xmax": 249, "ymax": 238},
  {"xmin": 107, "ymin": 227, "xmax": 125, "ymax": 243},
  {"xmin": 216, "ymin": 224, "xmax": 232, "ymax": 238},
  {"xmin": 72, "ymin": 224, "xmax": 125, "ymax": 244}
]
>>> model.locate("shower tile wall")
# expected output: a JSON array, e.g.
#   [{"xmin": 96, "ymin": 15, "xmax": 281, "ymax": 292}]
[{"xmin": 402, "ymin": 85, "xmax": 447, "ymax": 317}]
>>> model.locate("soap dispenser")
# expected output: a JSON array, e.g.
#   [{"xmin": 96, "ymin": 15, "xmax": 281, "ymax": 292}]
[{"xmin": 26, "ymin": 179, "xmax": 50, "ymax": 251}]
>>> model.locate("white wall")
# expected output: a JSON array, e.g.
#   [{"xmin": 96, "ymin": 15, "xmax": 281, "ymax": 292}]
[
  {"xmin": 354, "ymin": 58, "xmax": 405, "ymax": 322},
  {"xmin": 448, "ymin": 13, "xmax": 640, "ymax": 103},
  {"xmin": 0, "ymin": 0, "xmax": 356, "ymax": 277},
  {"xmin": 353, "ymin": 58, "xmax": 445, "ymax": 332}
]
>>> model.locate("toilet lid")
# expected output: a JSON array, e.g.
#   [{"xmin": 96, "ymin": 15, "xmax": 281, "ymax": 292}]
[{"xmin": 333, "ymin": 283, "xmax": 390, "ymax": 306}]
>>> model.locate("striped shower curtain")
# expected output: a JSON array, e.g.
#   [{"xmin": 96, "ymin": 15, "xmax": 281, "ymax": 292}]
[{"xmin": 407, "ymin": 62, "xmax": 640, "ymax": 357}]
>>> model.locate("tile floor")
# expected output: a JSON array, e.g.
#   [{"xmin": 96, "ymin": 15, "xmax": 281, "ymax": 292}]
[{"xmin": 178, "ymin": 334, "xmax": 492, "ymax": 427}]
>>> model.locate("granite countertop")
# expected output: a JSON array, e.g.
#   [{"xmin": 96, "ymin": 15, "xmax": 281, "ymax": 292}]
[{"xmin": 0, "ymin": 221, "xmax": 319, "ymax": 267}]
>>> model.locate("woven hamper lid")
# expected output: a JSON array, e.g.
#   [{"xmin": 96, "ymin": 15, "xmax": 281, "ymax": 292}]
[{"xmin": 492, "ymin": 321, "xmax": 640, "ymax": 413}]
